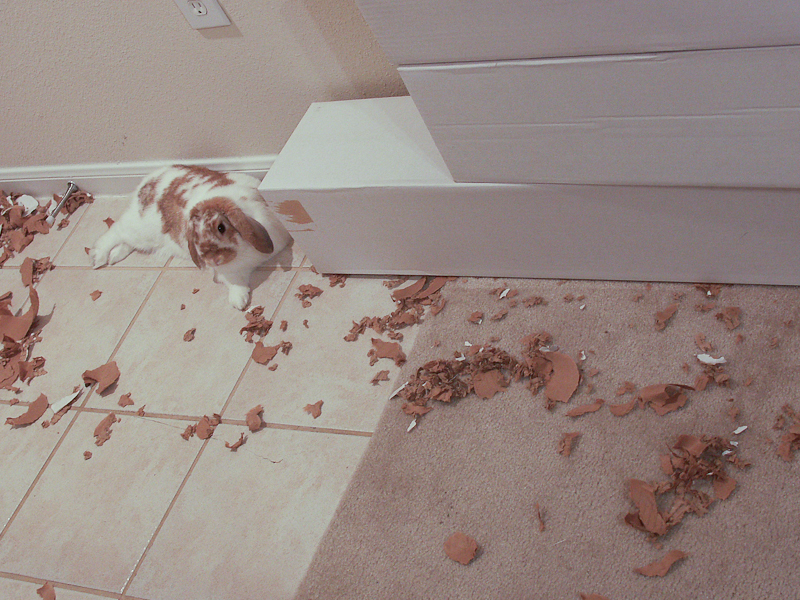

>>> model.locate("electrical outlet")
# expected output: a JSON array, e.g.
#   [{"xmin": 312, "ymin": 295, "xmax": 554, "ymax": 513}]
[{"xmin": 173, "ymin": 0, "xmax": 231, "ymax": 29}]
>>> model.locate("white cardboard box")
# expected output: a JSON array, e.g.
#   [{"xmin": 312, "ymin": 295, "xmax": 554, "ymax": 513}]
[
  {"xmin": 259, "ymin": 97, "xmax": 800, "ymax": 285},
  {"xmin": 355, "ymin": 0, "xmax": 800, "ymax": 65},
  {"xmin": 399, "ymin": 45, "xmax": 800, "ymax": 187}
]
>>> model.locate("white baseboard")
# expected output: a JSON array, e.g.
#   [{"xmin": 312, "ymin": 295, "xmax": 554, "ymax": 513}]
[{"xmin": 0, "ymin": 155, "xmax": 277, "ymax": 198}]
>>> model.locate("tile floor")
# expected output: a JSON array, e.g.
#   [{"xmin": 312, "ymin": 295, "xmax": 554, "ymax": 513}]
[{"xmin": 0, "ymin": 196, "xmax": 417, "ymax": 599}]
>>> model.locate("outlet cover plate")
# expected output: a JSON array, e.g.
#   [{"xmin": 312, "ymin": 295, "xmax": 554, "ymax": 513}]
[{"xmin": 173, "ymin": 0, "xmax": 231, "ymax": 29}]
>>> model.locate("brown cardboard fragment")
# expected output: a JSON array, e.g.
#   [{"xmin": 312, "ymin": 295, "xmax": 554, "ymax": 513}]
[
  {"xmin": 136, "ymin": 405, "xmax": 146, "ymax": 417},
  {"xmin": 609, "ymin": 399, "xmax": 637, "ymax": 417},
  {"xmin": 522, "ymin": 295, "xmax": 547, "ymax": 307},
  {"xmin": 36, "ymin": 581, "xmax": 56, "ymax": 600},
  {"xmin": 544, "ymin": 352, "xmax": 580, "ymax": 404},
  {"xmin": 181, "ymin": 424, "xmax": 196, "ymax": 440},
  {"xmin": 694, "ymin": 333, "xmax": 713, "ymax": 352},
  {"xmin": 402, "ymin": 403, "xmax": 432, "ymax": 416},
  {"xmin": 240, "ymin": 306, "xmax": 273, "ymax": 342},
  {"xmin": 716, "ymin": 306, "xmax": 742, "ymax": 330},
  {"xmin": 183, "ymin": 328, "xmax": 196, "ymax": 342},
  {"xmin": 90, "ymin": 290, "xmax": 102, "ymax": 301},
  {"xmin": 558, "ymin": 432, "xmax": 580, "ymax": 457},
  {"xmin": 615, "ymin": 381, "xmax": 637, "ymax": 396},
  {"xmin": 304, "ymin": 400, "xmax": 323, "ymax": 418},
  {"xmin": 246, "ymin": 405, "xmax": 265, "ymax": 432},
  {"xmin": 83, "ymin": 451, "xmax": 92, "ymax": 460},
  {"xmin": 391, "ymin": 278, "xmax": 426, "ymax": 301},
  {"xmin": 0, "ymin": 287, "xmax": 39, "ymax": 342},
  {"xmin": 567, "ymin": 399, "xmax": 605, "ymax": 417},
  {"xmin": 628, "ymin": 479, "xmax": 668, "ymax": 535},
  {"xmin": 82, "ymin": 361, "xmax": 120, "ymax": 394},
  {"xmin": 535, "ymin": 503, "xmax": 545, "ymax": 532},
  {"xmin": 371, "ymin": 370, "xmax": 390, "ymax": 385},
  {"xmin": 775, "ymin": 404, "xmax": 800, "ymax": 461},
  {"xmin": 444, "ymin": 532, "xmax": 479, "ymax": 565},
  {"xmin": 580, "ymin": 595, "xmax": 612, "ymax": 600},
  {"xmin": 252, "ymin": 341, "xmax": 291, "ymax": 365},
  {"xmin": 196, "ymin": 415, "xmax": 217, "ymax": 439},
  {"xmin": 103, "ymin": 217, "xmax": 115, "ymax": 228},
  {"xmin": 180, "ymin": 304, "xmax": 186, "ymax": 310},
  {"xmin": 638, "ymin": 384, "xmax": 693, "ymax": 416},
  {"xmin": 192, "ymin": 288, "xmax": 200, "ymax": 294},
  {"xmin": 225, "ymin": 432, "xmax": 247, "ymax": 451},
  {"xmin": 327, "ymin": 274, "xmax": 348, "ymax": 288},
  {"xmin": 468, "ymin": 311, "xmax": 484, "ymax": 324},
  {"xmin": 280, "ymin": 320, "xmax": 288, "ymax": 331},
  {"xmin": 626, "ymin": 435, "xmax": 746, "ymax": 539},
  {"xmin": 471, "ymin": 369, "xmax": 508, "ymax": 399},
  {"xmin": 296, "ymin": 284, "xmax": 323, "ymax": 306},
  {"xmin": 489, "ymin": 308, "xmax": 508, "ymax": 321},
  {"xmin": 93, "ymin": 412, "xmax": 119, "ymax": 446},
  {"xmin": 654, "ymin": 303, "xmax": 679, "ymax": 331},
  {"xmin": 118, "ymin": 393, "xmax": 134, "ymax": 407},
  {"xmin": 5, "ymin": 393, "xmax": 48, "ymax": 427},
  {"xmin": 634, "ymin": 550, "xmax": 688, "ymax": 577},
  {"xmin": 369, "ymin": 338, "xmax": 406, "ymax": 366}
]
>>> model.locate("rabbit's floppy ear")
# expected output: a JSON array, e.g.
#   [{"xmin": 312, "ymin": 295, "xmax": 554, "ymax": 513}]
[
  {"xmin": 186, "ymin": 219, "xmax": 205, "ymax": 268},
  {"xmin": 226, "ymin": 208, "xmax": 274, "ymax": 254}
]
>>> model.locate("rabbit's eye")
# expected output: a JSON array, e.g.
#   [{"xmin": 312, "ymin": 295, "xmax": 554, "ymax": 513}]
[{"xmin": 217, "ymin": 222, "xmax": 226, "ymax": 234}]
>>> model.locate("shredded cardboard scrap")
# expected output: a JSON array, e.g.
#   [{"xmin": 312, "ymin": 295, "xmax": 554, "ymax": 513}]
[
  {"xmin": 775, "ymin": 404, "xmax": 800, "ymax": 461},
  {"xmin": 20, "ymin": 257, "xmax": 54, "ymax": 287},
  {"xmin": 326, "ymin": 274, "xmax": 348, "ymax": 288},
  {"xmin": 183, "ymin": 328, "xmax": 196, "ymax": 342},
  {"xmin": 94, "ymin": 412, "xmax": 119, "ymax": 446},
  {"xmin": 345, "ymin": 276, "xmax": 453, "ymax": 344},
  {"xmin": 369, "ymin": 338, "xmax": 406, "ymax": 366},
  {"xmin": 716, "ymin": 306, "xmax": 742, "ymax": 330},
  {"xmin": 608, "ymin": 398, "xmax": 638, "ymax": 417},
  {"xmin": 118, "ymin": 393, "xmax": 134, "ymax": 407},
  {"xmin": 82, "ymin": 361, "xmax": 120, "ymax": 394},
  {"xmin": 371, "ymin": 369, "xmax": 390, "ymax": 385},
  {"xmin": 225, "ymin": 432, "xmax": 247, "ymax": 451},
  {"xmin": 634, "ymin": 550, "xmax": 688, "ymax": 577},
  {"xmin": 654, "ymin": 303, "xmax": 679, "ymax": 331},
  {"xmin": 36, "ymin": 581, "xmax": 57, "ymax": 600},
  {"xmin": 0, "ymin": 288, "xmax": 48, "ymax": 390},
  {"xmin": 240, "ymin": 306, "xmax": 273, "ymax": 343},
  {"xmin": 296, "ymin": 284, "xmax": 323, "ymax": 307},
  {"xmin": 558, "ymin": 432, "xmax": 580, "ymax": 457},
  {"xmin": 246, "ymin": 404, "xmax": 265, "ymax": 432},
  {"xmin": 252, "ymin": 340, "xmax": 292, "ymax": 365},
  {"xmin": 471, "ymin": 369, "xmax": 508, "ymax": 399},
  {"xmin": 567, "ymin": 399, "xmax": 605, "ymax": 417},
  {"xmin": 304, "ymin": 400, "xmax": 323, "ymax": 418},
  {"xmin": 468, "ymin": 311, "xmax": 484, "ymax": 324},
  {"xmin": 637, "ymin": 384, "xmax": 693, "ymax": 416},
  {"xmin": 196, "ymin": 414, "xmax": 221, "ymax": 439},
  {"xmin": 444, "ymin": 531, "xmax": 479, "ymax": 565},
  {"xmin": 5, "ymin": 393, "xmax": 48, "ymax": 427},
  {"xmin": 625, "ymin": 435, "xmax": 748, "ymax": 539},
  {"xmin": 544, "ymin": 351, "xmax": 580, "ymax": 406}
]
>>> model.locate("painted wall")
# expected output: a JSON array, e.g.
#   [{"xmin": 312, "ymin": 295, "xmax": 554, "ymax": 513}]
[{"xmin": 0, "ymin": 0, "xmax": 406, "ymax": 168}]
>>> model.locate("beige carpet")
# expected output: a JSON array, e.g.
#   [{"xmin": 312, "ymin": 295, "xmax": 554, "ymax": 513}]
[{"xmin": 294, "ymin": 277, "xmax": 800, "ymax": 600}]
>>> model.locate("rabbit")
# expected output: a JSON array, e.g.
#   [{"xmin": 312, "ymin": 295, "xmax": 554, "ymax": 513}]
[{"xmin": 90, "ymin": 164, "xmax": 292, "ymax": 310}]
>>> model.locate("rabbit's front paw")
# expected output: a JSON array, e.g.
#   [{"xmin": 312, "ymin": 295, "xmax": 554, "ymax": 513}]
[{"xmin": 227, "ymin": 285, "xmax": 251, "ymax": 311}]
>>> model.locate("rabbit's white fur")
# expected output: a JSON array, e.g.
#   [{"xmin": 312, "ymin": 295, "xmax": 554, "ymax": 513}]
[{"xmin": 90, "ymin": 165, "xmax": 291, "ymax": 310}]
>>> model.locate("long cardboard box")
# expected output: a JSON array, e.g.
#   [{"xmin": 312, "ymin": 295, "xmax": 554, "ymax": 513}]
[
  {"xmin": 259, "ymin": 97, "xmax": 800, "ymax": 285},
  {"xmin": 399, "ymin": 46, "xmax": 800, "ymax": 187},
  {"xmin": 355, "ymin": 0, "xmax": 800, "ymax": 65}
]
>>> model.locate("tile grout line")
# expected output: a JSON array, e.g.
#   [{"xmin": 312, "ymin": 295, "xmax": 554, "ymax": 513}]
[
  {"xmin": 214, "ymin": 268, "xmax": 304, "ymax": 419},
  {"xmin": 117, "ymin": 431, "xmax": 212, "ymax": 598},
  {"xmin": 118, "ymin": 267, "xmax": 308, "ymax": 598},
  {"xmin": 0, "ymin": 268, "xmax": 166, "ymax": 542},
  {"xmin": 0, "ymin": 571, "xmax": 122, "ymax": 599}
]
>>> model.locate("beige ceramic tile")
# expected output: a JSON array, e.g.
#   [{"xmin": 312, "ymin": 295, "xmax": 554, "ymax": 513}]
[
  {"xmin": 127, "ymin": 425, "xmax": 370, "ymax": 600},
  {"xmin": 0, "ymin": 404, "xmax": 71, "ymax": 532},
  {"xmin": 167, "ymin": 239, "xmax": 305, "ymax": 270},
  {"xmin": 226, "ymin": 271, "xmax": 417, "ymax": 432},
  {"xmin": 87, "ymin": 268, "xmax": 295, "ymax": 416},
  {"xmin": 55, "ymin": 196, "xmax": 169, "ymax": 268},
  {"xmin": 0, "ymin": 409, "xmax": 201, "ymax": 593},
  {"xmin": 0, "ymin": 577, "xmax": 115, "ymax": 600},
  {"xmin": 2, "ymin": 199, "xmax": 93, "ymax": 268},
  {"xmin": 0, "ymin": 269, "xmax": 160, "ymax": 405}
]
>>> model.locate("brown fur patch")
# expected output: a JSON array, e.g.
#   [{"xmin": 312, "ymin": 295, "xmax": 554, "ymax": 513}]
[
  {"xmin": 198, "ymin": 242, "xmax": 236, "ymax": 266},
  {"xmin": 138, "ymin": 179, "xmax": 158, "ymax": 208},
  {"xmin": 175, "ymin": 165, "xmax": 234, "ymax": 188}
]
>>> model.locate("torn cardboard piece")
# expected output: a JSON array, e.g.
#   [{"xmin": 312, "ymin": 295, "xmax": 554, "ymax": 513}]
[
  {"xmin": 558, "ymin": 432, "xmax": 580, "ymax": 457},
  {"xmin": 634, "ymin": 550, "xmax": 688, "ymax": 577},
  {"xmin": 655, "ymin": 303, "xmax": 679, "ymax": 331},
  {"xmin": 637, "ymin": 384, "xmax": 693, "ymax": 416},
  {"xmin": 567, "ymin": 399, "xmax": 604, "ymax": 417},
  {"xmin": 94, "ymin": 412, "xmax": 119, "ymax": 446},
  {"xmin": 444, "ymin": 531, "xmax": 479, "ymax": 565},
  {"xmin": 225, "ymin": 432, "xmax": 247, "ymax": 451},
  {"xmin": 246, "ymin": 404, "xmax": 265, "ymax": 432},
  {"xmin": 304, "ymin": 400, "xmax": 323, "ymax": 418},
  {"xmin": 82, "ymin": 361, "xmax": 120, "ymax": 394},
  {"xmin": 5, "ymin": 393, "xmax": 48, "ymax": 427}
]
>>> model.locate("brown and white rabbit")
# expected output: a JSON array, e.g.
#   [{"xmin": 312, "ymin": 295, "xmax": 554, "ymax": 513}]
[{"xmin": 90, "ymin": 165, "xmax": 292, "ymax": 310}]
